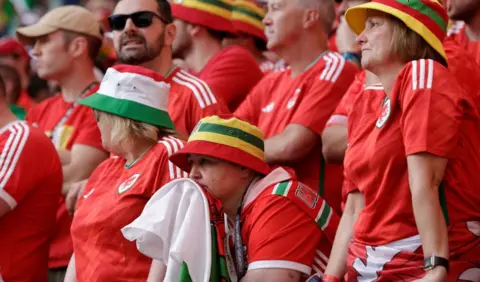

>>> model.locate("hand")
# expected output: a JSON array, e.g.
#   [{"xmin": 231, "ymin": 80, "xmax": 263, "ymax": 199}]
[
  {"xmin": 413, "ymin": 267, "xmax": 448, "ymax": 282},
  {"xmin": 65, "ymin": 180, "xmax": 87, "ymax": 216}
]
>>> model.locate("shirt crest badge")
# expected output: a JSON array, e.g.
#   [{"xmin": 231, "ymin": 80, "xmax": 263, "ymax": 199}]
[
  {"xmin": 376, "ymin": 96, "xmax": 391, "ymax": 128},
  {"xmin": 118, "ymin": 173, "xmax": 140, "ymax": 194}
]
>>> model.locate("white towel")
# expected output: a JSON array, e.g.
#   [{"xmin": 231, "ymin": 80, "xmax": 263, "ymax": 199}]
[{"xmin": 122, "ymin": 178, "xmax": 212, "ymax": 282}]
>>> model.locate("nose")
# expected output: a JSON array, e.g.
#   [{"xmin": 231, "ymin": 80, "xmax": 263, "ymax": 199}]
[
  {"xmin": 31, "ymin": 41, "xmax": 41, "ymax": 57},
  {"xmin": 123, "ymin": 18, "xmax": 137, "ymax": 33},
  {"xmin": 356, "ymin": 29, "xmax": 367, "ymax": 46},
  {"xmin": 263, "ymin": 11, "xmax": 272, "ymax": 26},
  {"xmin": 189, "ymin": 165, "xmax": 201, "ymax": 180}
]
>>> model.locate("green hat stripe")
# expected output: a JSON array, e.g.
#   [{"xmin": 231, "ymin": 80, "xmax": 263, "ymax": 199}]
[
  {"xmin": 232, "ymin": 6, "xmax": 264, "ymax": 22},
  {"xmin": 196, "ymin": 0, "xmax": 232, "ymax": 11},
  {"xmin": 196, "ymin": 122, "xmax": 264, "ymax": 151},
  {"xmin": 396, "ymin": 0, "xmax": 446, "ymax": 31},
  {"xmin": 79, "ymin": 93, "xmax": 175, "ymax": 129}
]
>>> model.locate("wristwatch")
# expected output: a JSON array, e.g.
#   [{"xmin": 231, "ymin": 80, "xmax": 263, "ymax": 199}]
[{"xmin": 424, "ymin": 255, "xmax": 449, "ymax": 272}]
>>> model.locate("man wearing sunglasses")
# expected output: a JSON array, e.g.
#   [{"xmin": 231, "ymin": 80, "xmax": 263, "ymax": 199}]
[
  {"xmin": 170, "ymin": 0, "xmax": 264, "ymax": 112},
  {"xmin": 109, "ymin": 0, "xmax": 229, "ymax": 137},
  {"xmin": 16, "ymin": 6, "xmax": 109, "ymax": 282}
]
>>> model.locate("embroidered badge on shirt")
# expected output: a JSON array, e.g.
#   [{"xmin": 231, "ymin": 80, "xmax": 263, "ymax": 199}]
[
  {"xmin": 118, "ymin": 173, "xmax": 140, "ymax": 194},
  {"xmin": 376, "ymin": 96, "xmax": 391, "ymax": 128}
]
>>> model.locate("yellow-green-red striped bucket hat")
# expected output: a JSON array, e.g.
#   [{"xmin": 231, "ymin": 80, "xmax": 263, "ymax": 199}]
[
  {"xmin": 345, "ymin": 0, "xmax": 448, "ymax": 60},
  {"xmin": 171, "ymin": 0, "xmax": 236, "ymax": 33},
  {"xmin": 231, "ymin": 0, "xmax": 266, "ymax": 42},
  {"xmin": 170, "ymin": 115, "xmax": 271, "ymax": 175}
]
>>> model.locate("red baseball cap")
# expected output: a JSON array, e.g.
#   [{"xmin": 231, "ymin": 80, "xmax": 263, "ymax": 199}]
[{"xmin": 0, "ymin": 38, "xmax": 30, "ymax": 60}]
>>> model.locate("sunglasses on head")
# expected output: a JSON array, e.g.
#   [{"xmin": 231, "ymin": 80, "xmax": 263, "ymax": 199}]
[{"xmin": 108, "ymin": 11, "xmax": 170, "ymax": 31}]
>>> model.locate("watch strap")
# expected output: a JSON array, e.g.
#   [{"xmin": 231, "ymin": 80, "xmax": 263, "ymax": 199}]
[{"xmin": 424, "ymin": 255, "xmax": 449, "ymax": 272}]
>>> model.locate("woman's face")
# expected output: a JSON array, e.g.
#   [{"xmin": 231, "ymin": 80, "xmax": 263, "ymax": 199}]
[
  {"xmin": 95, "ymin": 112, "xmax": 114, "ymax": 152},
  {"xmin": 356, "ymin": 11, "xmax": 395, "ymax": 72},
  {"xmin": 188, "ymin": 154, "xmax": 248, "ymax": 202}
]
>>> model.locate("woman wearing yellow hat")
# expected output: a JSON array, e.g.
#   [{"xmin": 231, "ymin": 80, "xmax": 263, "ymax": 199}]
[
  {"xmin": 169, "ymin": 115, "xmax": 341, "ymax": 281},
  {"xmin": 320, "ymin": 0, "xmax": 480, "ymax": 281}
]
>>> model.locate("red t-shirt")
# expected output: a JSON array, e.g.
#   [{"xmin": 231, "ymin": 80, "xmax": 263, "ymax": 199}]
[
  {"xmin": 0, "ymin": 121, "xmax": 62, "ymax": 281},
  {"xmin": 241, "ymin": 171, "xmax": 339, "ymax": 276},
  {"xmin": 344, "ymin": 59, "xmax": 480, "ymax": 247},
  {"xmin": 198, "ymin": 45, "xmax": 263, "ymax": 112},
  {"xmin": 447, "ymin": 21, "xmax": 480, "ymax": 67},
  {"xmin": 71, "ymin": 137, "xmax": 187, "ymax": 281},
  {"xmin": 26, "ymin": 91, "xmax": 105, "ymax": 268},
  {"xmin": 235, "ymin": 52, "xmax": 357, "ymax": 207},
  {"xmin": 166, "ymin": 67, "xmax": 230, "ymax": 136}
]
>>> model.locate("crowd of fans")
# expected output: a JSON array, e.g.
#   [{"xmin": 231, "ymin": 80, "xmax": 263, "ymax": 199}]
[{"xmin": 0, "ymin": 0, "xmax": 479, "ymax": 281}]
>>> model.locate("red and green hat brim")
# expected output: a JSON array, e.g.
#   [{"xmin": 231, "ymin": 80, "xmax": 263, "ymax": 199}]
[{"xmin": 345, "ymin": 0, "xmax": 448, "ymax": 61}]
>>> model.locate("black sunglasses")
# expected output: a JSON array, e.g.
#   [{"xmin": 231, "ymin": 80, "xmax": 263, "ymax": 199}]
[{"xmin": 108, "ymin": 11, "xmax": 170, "ymax": 31}]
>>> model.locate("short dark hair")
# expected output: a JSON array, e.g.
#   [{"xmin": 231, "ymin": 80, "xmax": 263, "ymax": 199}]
[
  {"xmin": 157, "ymin": 0, "xmax": 173, "ymax": 23},
  {"xmin": 0, "ymin": 64, "xmax": 21, "ymax": 103},
  {"xmin": 61, "ymin": 30, "xmax": 103, "ymax": 62}
]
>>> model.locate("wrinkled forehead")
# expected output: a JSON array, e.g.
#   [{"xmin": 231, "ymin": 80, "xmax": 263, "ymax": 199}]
[{"xmin": 113, "ymin": 0, "xmax": 158, "ymax": 15}]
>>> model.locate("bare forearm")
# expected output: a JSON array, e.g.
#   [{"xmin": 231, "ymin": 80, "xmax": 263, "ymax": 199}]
[
  {"xmin": 325, "ymin": 193, "xmax": 363, "ymax": 278},
  {"xmin": 321, "ymin": 126, "xmax": 348, "ymax": 164},
  {"xmin": 264, "ymin": 133, "xmax": 317, "ymax": 163},
  {"xmin": 411, "ymin": 187, "xmax": 449, "ymax": 258},
  {"xmin": 62, "ymin": 164, "xmax": 95, "ymax": 184},
  {"xmin": 147, "ymin": 260, "xmax": 166, "ymax": 282}
]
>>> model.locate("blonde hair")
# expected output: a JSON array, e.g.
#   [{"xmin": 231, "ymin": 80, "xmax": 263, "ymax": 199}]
[
  {"xmin": 94, "ymin": 110, "xmax": 180, "ymax": 149},
  {"xmin": 389, "ymin": 16, "xmax": 447, "ymax": 66}
]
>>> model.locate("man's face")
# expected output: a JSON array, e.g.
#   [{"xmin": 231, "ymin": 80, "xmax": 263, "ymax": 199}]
[
  {"xmin": 31, "ymin": 31, "xmax": 73, "ymax": 81},
  {"xmin": 263, "ymin": 0, "xmax": 304, "ymax": 51},
  {"xmin": 448, "ymin": 0, "xmax": 480, "ymax": 22},
  {"xmin": 112, "ymin": 0, "xmax": 168, "ymax": 65},
  {"xmin": 171, "ymin": 19, "xmax": 193, "ymax": 59}
]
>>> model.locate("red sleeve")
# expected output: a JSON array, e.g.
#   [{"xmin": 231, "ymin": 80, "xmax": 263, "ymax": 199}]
[
  {"xmin": 244, "ymin": 195, "xmax": 321, "ymax": 275},
  {"xmin": 291, "ymin": 62, "xmax": 357, "ymax": 135},
  {"xmin": 200, "ymin": 46, "xmax": 264, "ymax": 112},
  {"xmin": 73, "ymin": 107, "xmax": 106, "ymax": 152},
  {"xmin": 0, "ymin": 126, "xmax": 61, "ymax": 210},
  {"xmin": 189, "ymin": 91, "xmax": 231, "ymax": 133},
  {"xmin": 399, "ymin": 60, "xmax": 462, "ymax": 157}
]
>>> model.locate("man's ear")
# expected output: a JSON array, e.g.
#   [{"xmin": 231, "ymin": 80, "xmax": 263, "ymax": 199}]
[
  {"xmin": 68, "ymin": 36, "xmax": 89, "ymax": 59},
  {"xmin": 188, "ymin": 24, "xmax": 202, "ymax": 37},
  {"xmin": 164, "ymin": 23, "xmax": 177, "ymax": 46},
  {"xmin": 303, "ymin": 8, "xmax": 320, "ymax": 29}
]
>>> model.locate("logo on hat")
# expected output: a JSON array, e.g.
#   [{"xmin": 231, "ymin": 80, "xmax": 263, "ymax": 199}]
[
  {"xmin": 376, "ymin": 96, "xmax": 391, "ymax": 128},
  {"xmin": 118, "ymin": 173, "xmax": 141, "ymax": 194}
]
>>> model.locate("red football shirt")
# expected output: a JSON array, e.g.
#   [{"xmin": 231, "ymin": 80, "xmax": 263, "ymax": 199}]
[
  {"xmin": 198, "ymin": 45, "xmax": 263, "ymax": 112},
  {"xmin": 0, "ymin": 121, "xmax": 62, "ymax": 282},
  {"xmin": 26, "ymin": 91, "xmax": 106, "ymax": 268},
  {"xmin": 447, "ymin": 21, "xmax": 480, "ymax": 67},
  {"xmin": 17, "ymin": 90, "xmax": 35, "ymax": 111},
  {"xmin": 71, "ymin": 137, "xmax": 187, "ymax": 281},
  {"xmin": 241, "ymin": 174, "xmax": 340, "ymax": 276},
  {"xmin": 235, "ymin": 52, "xmax": 357, "ymax": 206},
  {"xmin": 344, "ymin": 59, "xmax": 480, "ymax": 246},
  {"xmin": 166, "ymin": 67, "xmax": 230, "ymax": 136}
]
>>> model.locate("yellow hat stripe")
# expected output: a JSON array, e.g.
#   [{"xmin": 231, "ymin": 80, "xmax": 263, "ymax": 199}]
[
  {"xmin": 233, "ymin": 0, "xmax": 265, "ymax": 17},
  {"xmin": 180, "ymin": 0, "xmax": 233, "ymax": 20},
  {"xmin": 189, "ymin": 131, "xmax": 265, "ymax": 160},
  {"xmin": 232, "ymin": 12, "xmax": 264, "ymax": 30}
]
